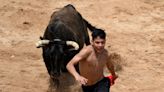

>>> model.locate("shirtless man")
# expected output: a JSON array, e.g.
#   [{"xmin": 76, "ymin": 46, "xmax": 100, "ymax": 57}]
[{"xmin": 66, "ymin": 29, "xmax": 118, "ymax": 92}]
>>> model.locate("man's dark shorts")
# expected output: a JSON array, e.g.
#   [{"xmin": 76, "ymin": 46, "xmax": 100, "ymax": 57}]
[{"xmin": 82, "ymin": 77, "xmax": 110, "ymax": 92}]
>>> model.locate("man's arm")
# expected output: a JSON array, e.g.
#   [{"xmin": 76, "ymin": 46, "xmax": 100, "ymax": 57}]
[
  {"xmin": 106, "ymin": 55, "xmax": 118, "ymax": 84},
  {"xmin": 106, "ymin": 60, "xmax": 116, "ymax": 76},
  {"xmin": 66, "ymin": 46, "xmax": 91, "ymax": 85}
]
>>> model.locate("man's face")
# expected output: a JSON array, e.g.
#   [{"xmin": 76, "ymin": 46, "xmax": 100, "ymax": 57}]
[{"xmin": 92, "ymin": 36, "xmax": 106, "ymax": 53}]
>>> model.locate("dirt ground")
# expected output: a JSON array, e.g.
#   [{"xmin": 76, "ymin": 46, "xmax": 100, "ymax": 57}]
[{"xmin": 0, "ymin": 0, "xmax": 164, "ymax": 92}]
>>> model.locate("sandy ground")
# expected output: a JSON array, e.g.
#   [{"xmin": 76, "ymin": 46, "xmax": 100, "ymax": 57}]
[{"xmin": 0, "ymin": 0, "xmax": 164, "ymax": 92}]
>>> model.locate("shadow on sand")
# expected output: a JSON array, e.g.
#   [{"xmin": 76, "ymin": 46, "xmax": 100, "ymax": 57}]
[{"xmin": 47, "ymin": 73, "xmax": 82, "ymax": 92}]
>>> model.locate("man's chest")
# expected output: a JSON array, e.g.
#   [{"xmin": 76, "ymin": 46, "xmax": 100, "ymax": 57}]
[{"xmin": 86, "ymin": 53, "xmax": 107, "ymax": 67}]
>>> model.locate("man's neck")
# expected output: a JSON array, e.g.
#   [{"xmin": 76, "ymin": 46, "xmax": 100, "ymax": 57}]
[{"xmin": 92, "ymin": 46, "xmax": 104, "ymax": 57}]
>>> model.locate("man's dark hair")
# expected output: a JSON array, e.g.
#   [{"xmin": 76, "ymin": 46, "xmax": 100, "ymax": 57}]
[{"xmin": 91, "ymin": 29, "xmax": 106, "ymax": 40}]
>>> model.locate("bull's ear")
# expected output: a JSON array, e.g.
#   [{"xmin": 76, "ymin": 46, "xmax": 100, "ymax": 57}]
[{"xmin": 40, "ymin": 36, "xmax": 43, "ymax": 40}]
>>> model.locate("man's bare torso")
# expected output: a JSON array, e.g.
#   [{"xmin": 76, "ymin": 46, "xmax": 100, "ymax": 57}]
[{"xmin": 79, "ymin": 45, "xmax": 108, "ymax": 86}]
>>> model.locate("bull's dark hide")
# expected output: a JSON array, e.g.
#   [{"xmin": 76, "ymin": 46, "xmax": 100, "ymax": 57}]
[{"xmin": 36, "ymin": 4, "xmax": 98, "ymax": 87}]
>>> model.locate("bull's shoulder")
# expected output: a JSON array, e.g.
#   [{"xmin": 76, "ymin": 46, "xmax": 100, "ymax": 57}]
[
  {"xmin": 50, "ymin": 4, "xmax": 78, "ymax": 21},
  {"xmin": 64, "ymin": 4, "xmax": 76, "ymax": 10},
  {"xmin": 57, "ymin": 4, "xmax": 77, "ymax": 14},
  {"xmin": 62, "ymin": 4, "xmax": 78, "ymax": 15}
]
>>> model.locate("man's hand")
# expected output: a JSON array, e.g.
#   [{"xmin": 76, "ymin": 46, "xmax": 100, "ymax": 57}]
[
  {"xmin": 106, "ymin": 75, "xmax": 118, "ymax": 86},
  {"xmin": 75, "ymin": 75, "xmax": 88, "ymax": 85}
]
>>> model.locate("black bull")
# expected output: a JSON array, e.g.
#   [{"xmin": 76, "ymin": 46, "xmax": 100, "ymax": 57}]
[{"xmin": 36, "ymin": 4, "xmax": 97, "ymax": 82}]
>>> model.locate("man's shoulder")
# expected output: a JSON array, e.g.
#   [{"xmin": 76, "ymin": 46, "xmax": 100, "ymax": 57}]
[
  {"xmin": 77, "ymin": 45, "xmax": 93, "ymax": 59},
  {"xmin": 81, "ymin": 45, "xmax": 93, "ymax": 53},
  {"xmin": 83, "ymin": 45, "xmax": 93, "ymax": 50}
]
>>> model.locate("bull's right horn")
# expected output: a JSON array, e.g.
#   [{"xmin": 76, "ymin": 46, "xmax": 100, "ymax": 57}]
[
  {"xmin": 35, "ymin": 40, "xmax": 50, "ymax": 48},
  {"xmin": 66, "ymin": 41, "xmax": 79, "ymax": 50}
]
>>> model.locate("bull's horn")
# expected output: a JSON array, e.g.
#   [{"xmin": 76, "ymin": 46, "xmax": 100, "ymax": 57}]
[
  {"xmin": 66, "ymin": 41, "xmax": 79, "ymax": 50},
  {"xmin": 35, "ymin": 40, "xmax": 50, "ymax": 48}
]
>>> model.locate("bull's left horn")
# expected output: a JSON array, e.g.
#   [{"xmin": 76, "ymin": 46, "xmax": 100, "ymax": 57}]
[
  {"xmin": 66, "ymin": 41, "xmax": 79, "ymax": 50},
  {"xmin": 35, "ymin": 40, "xmax": 50, "ymax": 48}
]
